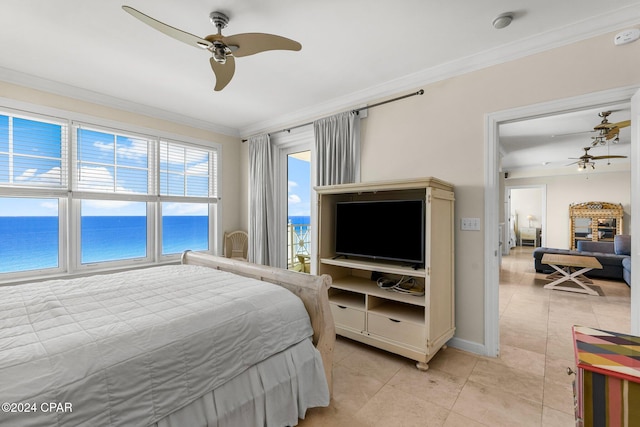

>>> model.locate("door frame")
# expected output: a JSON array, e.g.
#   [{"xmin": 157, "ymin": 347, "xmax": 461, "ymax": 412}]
[
  {"xmin": 273, "ymin": 127, "xmax": 315, "ymax": 270},
  {"xmin": 484, "ymin": 85, "xmax": 640, "ymax": 357}
]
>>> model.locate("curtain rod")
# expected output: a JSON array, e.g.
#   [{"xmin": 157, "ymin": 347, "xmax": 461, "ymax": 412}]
[{"xmin": 241, "ymin": 89, "xmax": 424, "ymax": 142}]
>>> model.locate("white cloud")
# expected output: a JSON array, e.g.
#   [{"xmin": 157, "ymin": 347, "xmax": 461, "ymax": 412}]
[
  {"xmin": 77, "ymin": 166, "xmax": 114, "ymax": 191},
  {"xmin": 15, "ymin": 167, "xmax": 61, "ymax": 185},
  {"xmin": 83, "ymin": 199, "xmax": 135, "ymax": 210},
  {"xmin": 288, "ymin": 194, "xmax": 301, "ymax": 204},
  {"xmin": 40, "ymin": 201, "xmax": 59, "ymax": 211},
  {"xmin": 117, "ymin": 139, "xmax": 148, "ymax": 160},
  {"xmin": 77, "ymin": 166, "xmax": 144, "ymax": 193},
  {"xmin": 187, "ymin": 161, "xmax": 209, "ymax": 175},
  {"xmin": 288, "ymin": 180, "xmax": 298, "ymax": 192},
  {"xmin": 162, "ymin": 202, "xmax": 208, "ymax": 215},
  {"xmin": 94, "ymin": 139, "xmax": 148, "ymax": 161}
]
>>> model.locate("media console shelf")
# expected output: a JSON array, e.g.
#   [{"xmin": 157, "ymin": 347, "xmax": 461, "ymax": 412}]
[{"xmin": 315, "ymin": 178, "xmax": 455, "ymax": 370}]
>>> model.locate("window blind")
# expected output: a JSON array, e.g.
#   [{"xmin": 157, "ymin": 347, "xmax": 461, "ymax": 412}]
[
  {"xmin": 75, "ymin": 126, "xmax": 151, "ymax": 195},
  {"xmin": 159, "ymin": 140, "xmax": 216, "ymax": 198},
  {"xmin": 0, "ymin": 112, "xmax": 67, "ymax": 189}
]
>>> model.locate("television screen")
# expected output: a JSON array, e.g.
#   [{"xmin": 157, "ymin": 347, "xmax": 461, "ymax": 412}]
[{"xmin": 335, "ymin": 199, "xmax": 425, "ymax": 265}]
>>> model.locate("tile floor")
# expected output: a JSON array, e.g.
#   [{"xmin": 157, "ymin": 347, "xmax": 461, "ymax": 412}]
[{"xmin": 299, "ymin": 246, "xmax": 631, "ymax": 426}]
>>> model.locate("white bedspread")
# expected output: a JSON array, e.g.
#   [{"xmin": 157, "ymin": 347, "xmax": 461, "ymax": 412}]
[{"xmin": 0, "ymin": 264, "xmax": 323, "ymax": 426}]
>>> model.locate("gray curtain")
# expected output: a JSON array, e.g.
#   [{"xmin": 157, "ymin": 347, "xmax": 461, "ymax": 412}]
[
  {"xmin": 314, "ymin": 111, "xmax": 361, "ymax": 186},
  {"xmin": 248, "ymin": 134, "xmax": 277, "ymax": 266}
]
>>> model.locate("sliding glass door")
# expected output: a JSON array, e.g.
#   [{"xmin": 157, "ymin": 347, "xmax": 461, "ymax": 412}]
[{"xmin": 286, "ymin": 150, "xmax": 311, "ymax": 272}]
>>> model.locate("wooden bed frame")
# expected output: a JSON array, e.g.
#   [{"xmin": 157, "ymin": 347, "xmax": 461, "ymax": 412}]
[{"xmin": 181, "ymin": 251, "xmax": 335, "ymax": 394}]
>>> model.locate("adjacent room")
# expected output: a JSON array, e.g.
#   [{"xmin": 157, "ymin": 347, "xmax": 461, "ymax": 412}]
[{"xmin": 1, "ymin": 1, "xmax": 640, "ymax": 426}]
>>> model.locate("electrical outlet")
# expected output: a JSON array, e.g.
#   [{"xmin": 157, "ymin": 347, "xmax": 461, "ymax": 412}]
[{"xmin": 461, "ymin": 218, "xmax": 481, "ymax": 231}]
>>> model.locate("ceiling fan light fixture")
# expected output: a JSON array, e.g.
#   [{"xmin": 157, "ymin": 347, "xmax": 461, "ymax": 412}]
[
  {"xmin": 212, "ymin": 44, "xmax": 227, "ymax": 64},
  {"xmin": 492, "ymin": 13, "xmax": 513, "ymax": 29}
]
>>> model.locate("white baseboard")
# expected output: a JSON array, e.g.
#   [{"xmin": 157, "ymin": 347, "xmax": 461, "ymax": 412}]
[{"xmin": 446, "ymin": 336, "xmax": 496, "ymax": 358}]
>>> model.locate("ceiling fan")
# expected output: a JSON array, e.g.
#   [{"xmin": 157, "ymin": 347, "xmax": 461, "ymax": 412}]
[
  {"xmin": 589, "ymin": 111, "xmax": 631, "ymax": 145},
  {"xmin": 551, "ymin": 110, "xmax": 631, "ymax": 143},
  {"xmin": 122, "ymin": 6, "xmax": 302, "ymax": 91},
  {"xmin": 567, "ymin": 146, "xmax": 627, "ymax": 170}
]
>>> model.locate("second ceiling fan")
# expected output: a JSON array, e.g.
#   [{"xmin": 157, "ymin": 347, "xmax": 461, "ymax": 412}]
[{"xmin": 567, "ymin": 146, "xmax": 627, "ymax": 170}]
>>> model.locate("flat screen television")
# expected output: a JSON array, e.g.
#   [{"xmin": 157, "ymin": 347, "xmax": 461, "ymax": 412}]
[{"xmin": 335, "ymin": 199, "xmax": 425, "ymax": 265}]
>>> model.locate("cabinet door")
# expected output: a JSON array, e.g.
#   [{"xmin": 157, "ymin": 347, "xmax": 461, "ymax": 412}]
[{"xmin": 425, "ymin": 188, "xmax": 455, "ymax": 339}]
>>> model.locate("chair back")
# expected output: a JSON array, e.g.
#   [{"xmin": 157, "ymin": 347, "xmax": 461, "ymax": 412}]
[{"xmin": 224, "ymin": 231, "xmax": 248, "ymax": 260}]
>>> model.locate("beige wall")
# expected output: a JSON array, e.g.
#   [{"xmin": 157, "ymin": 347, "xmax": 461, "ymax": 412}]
[
  {"xmin": 241, "ymin": 29, "xmax": 639, "ymax": 348},
  {"xmin": 506, "ymin": 171, "xmax": 631, "ymax": 250},
  {"xmin": 0, "ymin": 81, "xmax": 244, "ymax": 240}
]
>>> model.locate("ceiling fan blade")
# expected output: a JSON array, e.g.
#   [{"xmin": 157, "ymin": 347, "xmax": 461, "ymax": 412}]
[
  {"xmin": 210, "ymin": 56, "xmax": 235, "ymax": 91},
  {"xmin": 594, "ymin": 123, "xmax": 616, "ymax": 130},
  {"xmin": 605, "ymin": 127, "xmax": 620, "ymax": 140},
  {"xmin": 222, "ymin": 33, "xmax": 301, "ymax": 57},
  {"xmin": 613, "ymin": 120, "xmax": 631, "ymax": 129},
  {"xmin": 551, "ymin": 130, "xmax": 596, "ymax": 138},
  {"xmin": 122, "ymin": 6, "xmax": 212, "ymax": 50},
  {"xmin": 591, "ymin": 155, "xmax": 628, "ymax": 160}
]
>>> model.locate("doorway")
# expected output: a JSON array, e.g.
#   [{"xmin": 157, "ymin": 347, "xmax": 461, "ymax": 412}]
[
  {"xmin": 484, "ymin": 86, "xmax": 640, "ymax": 357},
  {"xmin": 286, "ymin": 150, "xmax": 311, "ymax": 272},
  {"xmin": 505, "ymin": 185, "xmax": 546, "ymax": 254},
  {"xmin": 274, "ymin": 126, "xmax": 314, "ymax": 272}
]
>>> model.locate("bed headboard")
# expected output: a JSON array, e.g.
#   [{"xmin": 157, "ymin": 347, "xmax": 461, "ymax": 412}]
[{"xmin": 181, "ymin": 251, "xmax": 335, "ymax": 394}]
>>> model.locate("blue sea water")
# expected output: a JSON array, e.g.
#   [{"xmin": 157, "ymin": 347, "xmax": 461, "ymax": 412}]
[
  {"xmin": 288, "ymin": 215, "xmax": 310, "ymax": 232},
  {"xmin": 1, "ymin": 216, "xmax": 310, "ymax": 274},
  {"xmin": 0, "ymin": 216, "xmax": 208, "ymax": 273},
  {"xmin": 0, "ymin": 216, "xmax": 58, "ymax": 273}
]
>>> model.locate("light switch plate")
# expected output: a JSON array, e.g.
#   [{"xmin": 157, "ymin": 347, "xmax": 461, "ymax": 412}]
[{"xmin": 461, "ymin": 217, "xmax": 481, "ymax": 231}]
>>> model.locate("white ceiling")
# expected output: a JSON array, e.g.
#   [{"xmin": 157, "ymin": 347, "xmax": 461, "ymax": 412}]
[
  {"xmin": 500, "ymin": 104, "xmax": 632, "ymax": 173},
  {"xmin": 0, "ymin": 1, "xmax": 639, "ymax": 168}
]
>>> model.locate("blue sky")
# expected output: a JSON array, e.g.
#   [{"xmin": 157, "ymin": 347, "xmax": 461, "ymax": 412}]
[{"xmin": 287, "ymin": 154, "xmax": 311, "ymax": 217}]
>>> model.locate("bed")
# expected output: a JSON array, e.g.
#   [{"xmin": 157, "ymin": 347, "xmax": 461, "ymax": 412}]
[{"xmin": 0, "ymin": 251, "xmax": 335, "ymax": 427}]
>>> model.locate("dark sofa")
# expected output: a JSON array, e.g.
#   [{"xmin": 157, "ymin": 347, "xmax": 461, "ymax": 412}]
[{"xmin": 533, "ymin": 235, "xmax": 631, "ymax": 286}]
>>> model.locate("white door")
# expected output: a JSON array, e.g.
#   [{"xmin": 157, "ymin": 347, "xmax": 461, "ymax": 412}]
[
  {"xmin": 285, "ymin": 149, "xmax": 311, "ymax": 272},
  {"xmin": 273, "ymin": 128, "xmax": 314, "ymax": 271}
]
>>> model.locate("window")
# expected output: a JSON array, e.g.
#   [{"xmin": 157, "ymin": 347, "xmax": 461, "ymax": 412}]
[
  {"xmin": 80, "ymin": 200, "xmax": 147, "ymax": 264},
  {"xmin": 160, "ymin": 140, "xmax": 214, "ymax": 197},
  {"xmin": 161, "ymin": 202, "xmax": 209, "ymax": 255},
  {"xmin": 76, "ymin": 127, "xmax": 149, "ymax": 194},
  {"xmin": 0, "ymin": 197, "xmax": 60, "ymax": 273},
  {"xmin": 0, "ymin": 115, "xmax": 66, "ymax": 188},
  {"xmin": 0, "ymin": 108, "xmax": 219, "ymax": 279}
]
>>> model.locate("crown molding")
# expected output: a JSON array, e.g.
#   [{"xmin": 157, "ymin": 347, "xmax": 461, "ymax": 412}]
[
  {"xmin": 240, "ymin": 4, "xmax": 640, "ymax": 137},
  {"xmin": 0, "ymin": 66, "xmax": 240, "ymax": 138}
]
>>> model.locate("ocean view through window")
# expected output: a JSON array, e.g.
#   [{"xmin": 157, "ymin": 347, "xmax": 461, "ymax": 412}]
[
  {"xmin": 0, "ymin": 107, "xmax": 219, "ymax": 278},
  {"xmin": 0, "ymin": 198, "xmax": 59, "ymax": 273},
  {"xmin": 162, "ymin": 202, "xmax": 209, "ymax": 255}
]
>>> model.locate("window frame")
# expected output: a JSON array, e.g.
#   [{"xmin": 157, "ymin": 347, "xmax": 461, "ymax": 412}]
[{"xmin": 0, "ymin": 104, "xmax": 222, "ymax": 283}]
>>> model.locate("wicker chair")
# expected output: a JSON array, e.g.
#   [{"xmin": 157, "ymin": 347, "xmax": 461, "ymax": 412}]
[{"xmin": 223, "ymin": 231, "xmax": 248, "ymax": 261}]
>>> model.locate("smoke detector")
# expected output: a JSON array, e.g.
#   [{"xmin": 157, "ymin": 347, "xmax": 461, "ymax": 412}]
[{"xmin": 492, "ymin": 13, "xmax": 513, "ymax": 29}]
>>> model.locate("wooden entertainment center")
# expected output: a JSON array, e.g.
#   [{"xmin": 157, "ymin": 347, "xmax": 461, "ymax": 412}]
[{"xmin": 315, "ymin": 178, "xmax": 455, "ymax": 370}]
